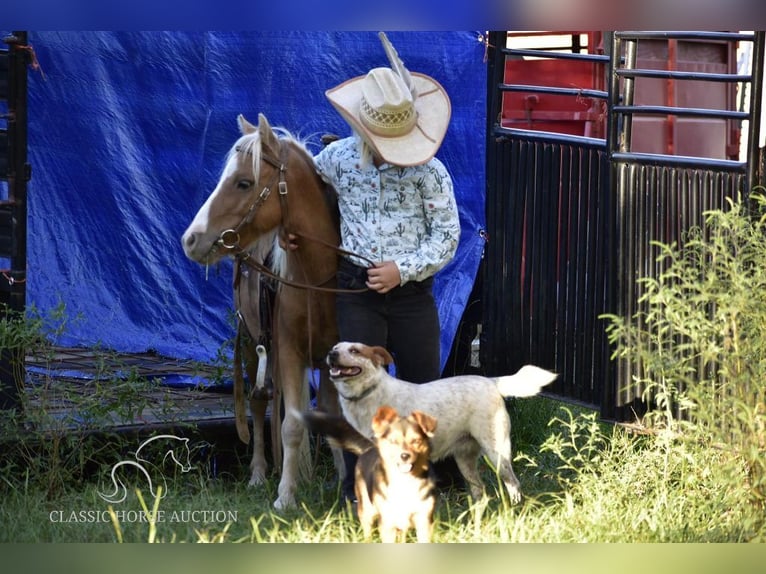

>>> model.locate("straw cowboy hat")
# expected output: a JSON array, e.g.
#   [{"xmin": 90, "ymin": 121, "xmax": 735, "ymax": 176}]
[{"xmin": 325, "ymin": 32, "xmax": 451, "ymax": 167}]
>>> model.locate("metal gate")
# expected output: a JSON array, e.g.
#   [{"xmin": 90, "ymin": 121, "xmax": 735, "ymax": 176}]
[
  {"xmin": 482, "ymin": 31, "xmax": 765, "ymax": 421},
  {"xmin": 0, "ymin": 31, "xmax": 30, "ymax": 410}
]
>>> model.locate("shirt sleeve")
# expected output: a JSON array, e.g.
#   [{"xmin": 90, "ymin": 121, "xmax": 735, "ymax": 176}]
[
  {"xmin": 395, "ymin": 160, "xmax": 461, "ymax": 285},
  {"xmin": 313, "ymin": 145, "xmax": 333, "ymax": 185}
]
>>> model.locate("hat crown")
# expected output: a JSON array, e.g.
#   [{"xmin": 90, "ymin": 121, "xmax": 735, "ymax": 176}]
[
  {"xmin": 359, "ymin": 67, "xmax": 416, "ymax": 137},
  {"xmin": 324, "ymin": 33, "xmax": 451, "ymax": 166}
]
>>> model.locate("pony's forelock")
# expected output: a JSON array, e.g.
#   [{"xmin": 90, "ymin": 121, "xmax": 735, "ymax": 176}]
[{"xmin": 224, "ymin": 125, "xmax": 317, "ymax": 181}]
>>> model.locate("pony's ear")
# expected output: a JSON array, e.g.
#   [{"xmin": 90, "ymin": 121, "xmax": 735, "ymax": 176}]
[
  {"xmin": 257, "ymin": 113, "xmax": 281, "ymax": 157},
  {"xmin": 238, "ymin": 114, "xmax": 257, "ymax": 134}
]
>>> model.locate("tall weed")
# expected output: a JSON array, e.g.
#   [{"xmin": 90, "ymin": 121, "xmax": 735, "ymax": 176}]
[{"xmin": 603, "ymin": 191, "xmax": 766, "ymax": 507}]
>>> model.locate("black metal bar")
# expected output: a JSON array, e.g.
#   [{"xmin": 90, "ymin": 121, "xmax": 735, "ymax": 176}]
[
  {"xmin": 482, "ymin": 31, "xmax": 508, "ymax": 376},
  {"xmin": 555, "ymin": 143, "xmax": 572, "ymax": 394},
  {"xmin": 611, "ymin": 151, "xmax": 747, "ymax": 172},
  {"xmin": 0, "ymin": 30, "xmax": 29, "ymax": 412},
  {"xmin": 499, "ymin": 83, "xmax": 608, "ymax": 100},
  {"xmin": 502, "ymin": 48, "xmax": 610, "ymax": 63},
  {"xmin": 746, "ymin": 32, "xmax": 765, "ymax": 191},
  {"xmin": 615, "ymin": 68, "xmax": 751, "ymax": 83},
  {"xmin": 606, "ymin": 32, "xmax": 623, "ymax": 157},
  {"xmin": 494, "ymin": 126, "xmax": 606, "ymax": 149},
  {"xmin": 612, "ymin": 104, "xmax": 748, "ymax": 120},
  {"xmin": 616, "ymin": 31, "xmax": 755, "ymax": 42},
  {"xmin": 622, "ymin": 36, "xmax": 637, "ymax": 154},
  {"xmin": 565, "ymin": 145, "xmax": 581, "ymax": 398}
]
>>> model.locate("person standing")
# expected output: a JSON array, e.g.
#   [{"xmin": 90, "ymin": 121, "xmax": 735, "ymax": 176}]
[{"xmin": 313, "ymin": 32, "xmax": 461, "ymax": 502}]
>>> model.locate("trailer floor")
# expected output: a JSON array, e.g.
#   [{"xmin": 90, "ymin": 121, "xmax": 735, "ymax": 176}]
[{"xmin": 20, "ymin": 346, "xmax": 240, "ymax": 434}]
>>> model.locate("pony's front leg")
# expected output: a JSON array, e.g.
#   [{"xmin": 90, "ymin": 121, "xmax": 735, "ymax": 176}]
[
  {"xmin": 273, "ymin": 349, "xmax": 311, "ymax": 511},
  {"xmin": 247, "ymin": 396, "xmax": 269, "ymax": 485}
]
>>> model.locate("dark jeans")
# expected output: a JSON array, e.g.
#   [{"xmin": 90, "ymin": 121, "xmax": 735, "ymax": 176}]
[
  {"xmin": 335, "ymin": 258, "xmax": 446, "ymax": 499},
  {"xmin": 335, "ymin": 258, "xmax": 440, "ymax": 382}
]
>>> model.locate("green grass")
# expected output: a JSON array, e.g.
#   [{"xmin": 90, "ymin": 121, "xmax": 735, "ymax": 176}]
[{"xmin": 1, "ymin": 396, "xmax": 763, "ymax": 543}]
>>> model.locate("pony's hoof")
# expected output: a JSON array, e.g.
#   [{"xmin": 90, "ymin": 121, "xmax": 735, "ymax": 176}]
[
  {"xmin": 273, "ymin": 495, "xmax": 296, "ymax": 511},
  {"xmin": 248, "ymin": 473, "xmax": 267, "ymax": 486}
]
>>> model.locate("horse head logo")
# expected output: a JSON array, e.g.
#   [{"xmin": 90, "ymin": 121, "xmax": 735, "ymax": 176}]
[{"xmin": 98, "ymin": 434, "xmax": 194, "ymax": 504}]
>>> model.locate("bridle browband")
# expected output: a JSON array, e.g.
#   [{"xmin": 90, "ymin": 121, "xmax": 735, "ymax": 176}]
[{"xmin": 214, "ymin": 138, "xmax": 373, "ymax": 294}]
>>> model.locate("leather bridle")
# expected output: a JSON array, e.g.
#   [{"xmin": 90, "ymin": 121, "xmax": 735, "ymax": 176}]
[{"xmin": 214, "ymin": 139, "xmax": 373, "ymax": 294}]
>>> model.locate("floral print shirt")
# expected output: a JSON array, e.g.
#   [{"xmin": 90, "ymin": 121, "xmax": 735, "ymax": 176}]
[{"xmin": 314, "ymin": 136, "xmax": 460, "ymax": 285}]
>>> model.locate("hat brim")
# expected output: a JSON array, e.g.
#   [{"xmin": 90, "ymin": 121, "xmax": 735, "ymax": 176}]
[{"xmin": 325, "ymin": 72, "xmax": 451, "ymax": 167}]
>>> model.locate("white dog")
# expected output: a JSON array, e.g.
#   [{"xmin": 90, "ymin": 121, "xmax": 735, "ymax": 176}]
[{"xmin": 326, "ymin": 342, "xmax": 557, "ymax": 503}]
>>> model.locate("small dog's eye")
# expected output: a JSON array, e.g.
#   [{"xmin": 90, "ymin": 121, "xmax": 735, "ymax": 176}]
[{"xmin": 349, "ymin": 347, "xmax": 359, "ymax": 354}]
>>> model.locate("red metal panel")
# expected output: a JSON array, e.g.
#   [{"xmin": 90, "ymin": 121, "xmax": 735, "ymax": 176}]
[{"xmin": 501, "ymin": 58, "xmax": 606, "ymax": 138}]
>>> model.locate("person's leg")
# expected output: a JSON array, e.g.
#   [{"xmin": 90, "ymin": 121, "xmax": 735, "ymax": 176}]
[{"xmin": 385, "ymin": 278, "xmax": 440, "ymax": 383}]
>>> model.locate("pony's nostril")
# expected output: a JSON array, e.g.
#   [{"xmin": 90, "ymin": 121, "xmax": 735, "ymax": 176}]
[{"xmin": 183, "ymin": 232, "xmax": 197, "ymax": 248}]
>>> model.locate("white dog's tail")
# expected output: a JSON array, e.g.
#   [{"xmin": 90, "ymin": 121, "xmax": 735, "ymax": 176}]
[{"xmin": 495, "ymin": 365, "xmax": 557, "ymax": 398}]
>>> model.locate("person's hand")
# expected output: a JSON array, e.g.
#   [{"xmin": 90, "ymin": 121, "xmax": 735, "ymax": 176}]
[
  {"xmin": 366, "ymin": 261, "xmax": 401, "ymax": 293},
  {"xmin": 279, "ymin": 233, "xmax": 299, "ymax": 251}
]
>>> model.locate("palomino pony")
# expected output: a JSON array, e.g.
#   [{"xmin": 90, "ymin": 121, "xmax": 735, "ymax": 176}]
[{"xmin": 182, "ymin": 113, "xmax": 343, "ymax": 509}]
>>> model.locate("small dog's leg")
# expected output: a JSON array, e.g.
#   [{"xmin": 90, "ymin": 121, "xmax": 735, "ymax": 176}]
[
  {"xmin": 359, "ymin": 511, "xmax": 375, "ymax": 541},
  {"xmin": 414, "ymin": 515, "xmax": 434, "ymax": 543},
  {"xmin": 378, "ymin": 521, "xmax": 398, "ymax": 543}
]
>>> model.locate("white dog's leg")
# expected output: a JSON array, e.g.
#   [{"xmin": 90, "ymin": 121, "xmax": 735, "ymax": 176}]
[
  {"xmin": 497, "ymin": 456, "xmax": 523, "ymax": 505},
  {"xmin": 452, "ymin": 442, "xmax": 485, "ymax": 500}
]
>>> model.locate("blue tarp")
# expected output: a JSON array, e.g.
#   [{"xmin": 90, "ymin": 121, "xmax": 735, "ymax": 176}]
[{"xmin": 24, "ymin": 31, "xmax": 486, "ymax": 371}]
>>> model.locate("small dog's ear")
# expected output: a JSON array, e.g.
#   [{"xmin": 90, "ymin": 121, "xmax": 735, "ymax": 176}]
[
  {"xmin": 371, "ymin": 405, "xmax": 398, "ymax": 436},
  {"xmin": 410, "ymin": 410, "xmax": 437, "ymax": 437},
  {"xmin": 370, "ymin": 346, "xmax": 394, "ymax": 367}
]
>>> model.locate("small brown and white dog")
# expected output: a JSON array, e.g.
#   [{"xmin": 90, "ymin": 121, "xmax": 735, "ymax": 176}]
[
  {"xmin": 325, "ymin": 342, "xmax": 558, "ymax": 504},
  {"xmin": 301, "ymin": 404, "xmax": 438, "ymax": 543}
]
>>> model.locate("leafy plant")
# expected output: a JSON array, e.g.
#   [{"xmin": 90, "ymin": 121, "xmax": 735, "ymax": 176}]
[{"xmin": 603, "ymin": 191, "xmax": 766, "ymax": 506}]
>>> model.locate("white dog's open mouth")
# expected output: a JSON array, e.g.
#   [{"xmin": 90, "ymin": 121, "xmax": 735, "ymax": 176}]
[{"xmin": 328, "ymin": 365, "xmax": 362, "ymax": 378}]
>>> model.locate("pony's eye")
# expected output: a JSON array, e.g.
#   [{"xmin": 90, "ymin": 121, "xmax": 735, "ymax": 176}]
[{"xmin": 236, "ymin": 179, "xmax": 253, "ymax": 191}]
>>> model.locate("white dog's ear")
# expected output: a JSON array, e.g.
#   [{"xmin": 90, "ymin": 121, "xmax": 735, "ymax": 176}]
[{"xmin": 370, "ymin": 346, "xmax": 394, "ymax": 367}]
